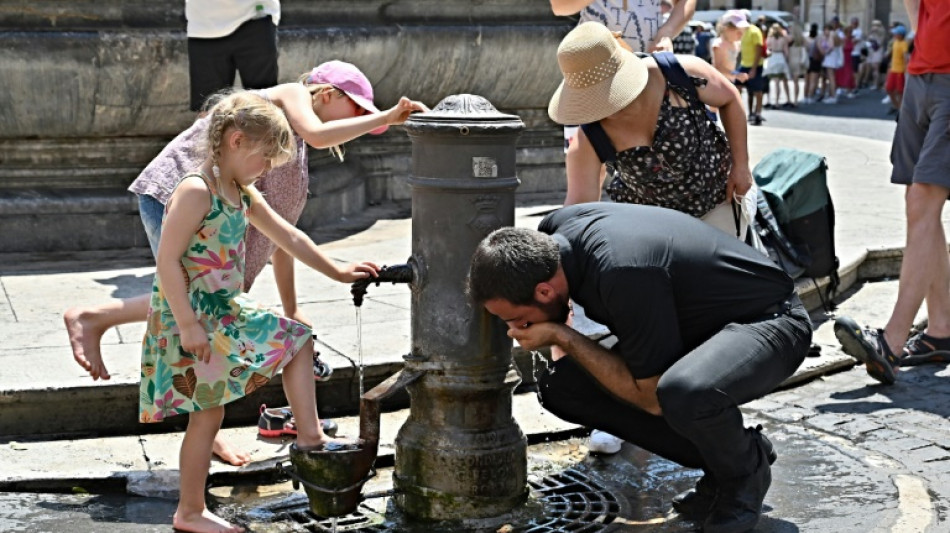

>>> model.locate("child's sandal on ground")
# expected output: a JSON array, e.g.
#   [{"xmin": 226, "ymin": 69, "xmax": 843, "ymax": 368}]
[
  {"xmin": 902, "ymin": 332, "xmax": 950, "ymax": 366},
  {"xmin": 257, "ymin": 404, "xmax": 338, "ymax": 438}
]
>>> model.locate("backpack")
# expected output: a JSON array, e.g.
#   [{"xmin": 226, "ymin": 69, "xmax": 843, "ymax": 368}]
[{"xmin": 752, "ymin": 148, "xmax": 840, "ymax": 307}]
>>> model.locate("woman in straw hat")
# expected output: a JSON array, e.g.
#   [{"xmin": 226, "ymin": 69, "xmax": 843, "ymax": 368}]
[
  {"xmin": 552, "ymin": 21, "xmax": 755, "ymax": 240},
  {"xmin": 547, "ymin": 25, "xmax": 764, "ymax": 521}
]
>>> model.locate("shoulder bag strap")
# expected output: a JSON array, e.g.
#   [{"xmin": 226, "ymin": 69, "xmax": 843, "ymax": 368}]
[{"xmin": 579, "ymin": 122, "xmax": 617, "ymax": 164}]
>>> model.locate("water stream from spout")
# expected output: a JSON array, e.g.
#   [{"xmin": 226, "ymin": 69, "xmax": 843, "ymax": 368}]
[
  {"xmin": 356, "ymin": 307, "xmax": 365, "ymax": 398},
  {"xmin": 330, "ymin": 516, "xmax": 338, "ymax": 532}
]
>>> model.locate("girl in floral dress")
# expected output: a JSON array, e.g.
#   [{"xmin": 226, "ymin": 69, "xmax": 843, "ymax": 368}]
[
  {"xmin": 143, "ymin": 91, "xmax": 379, "ymax": 533},
  {"xmin": 65, "ymin": 61, "xmax": 427, "ymax": 466}
]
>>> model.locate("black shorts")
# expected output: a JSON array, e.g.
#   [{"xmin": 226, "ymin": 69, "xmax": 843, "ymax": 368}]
[
  {"xmin": 738, "ymin": 65, "xmax": 766, "ymax": 93},
  {"xmin": 807, "ymin": 57, "xmax": 823, "ymax": 74},
  {"xmin": 187, "ymin": 16, "xmax": 279, "ymax": 111}
]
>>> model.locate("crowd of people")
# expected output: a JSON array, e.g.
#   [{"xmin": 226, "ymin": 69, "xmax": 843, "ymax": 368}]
[{"xmin": 660, "ymin": 8, "xmax": 915, "ymax": 123}]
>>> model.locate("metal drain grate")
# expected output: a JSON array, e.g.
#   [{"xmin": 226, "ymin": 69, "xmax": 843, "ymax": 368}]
[
  {"xmin": 524, "ymin": 468, "xmax": 622, "ymax": 532},
  {"xmin": 277, "ymin": 468, "xmax": 622, "ymax": 532},
  {"xmin": 281, "ymin": 505, "xmax": 387, "ymax": 532}
]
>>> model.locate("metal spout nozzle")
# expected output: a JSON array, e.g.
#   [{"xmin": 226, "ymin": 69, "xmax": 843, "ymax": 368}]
[{"xmin": 351, "ymin": 263, "xmax": 414, "ymax": 307}]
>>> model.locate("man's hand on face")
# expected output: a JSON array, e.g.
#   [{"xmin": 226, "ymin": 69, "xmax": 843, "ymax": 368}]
[{"xmin": 507, "ymin": 321, "xmax": 566, "ymax": 352}]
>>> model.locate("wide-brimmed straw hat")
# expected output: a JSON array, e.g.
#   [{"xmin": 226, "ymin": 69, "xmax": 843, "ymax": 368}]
[{"xmin": 547, "ymin": 22, "xmax": 649, "ymax": 125}]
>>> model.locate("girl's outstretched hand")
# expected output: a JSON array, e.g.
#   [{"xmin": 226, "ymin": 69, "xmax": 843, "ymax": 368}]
[
  {"xmin": 385, "ymin": 97, "xmax": 429, "ymax": 126},
  {"xmin": 336, "ymin": 261, "xmax": 381, "ymax": 283},
  {"xmin": 181, "ymin": 322, "xmax": 212, "ymax": 363}
]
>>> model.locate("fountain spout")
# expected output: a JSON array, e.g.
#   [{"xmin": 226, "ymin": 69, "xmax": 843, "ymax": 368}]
[{"xmin": 351, "ymin": 263, "xmax": 414, "ymax": 307}]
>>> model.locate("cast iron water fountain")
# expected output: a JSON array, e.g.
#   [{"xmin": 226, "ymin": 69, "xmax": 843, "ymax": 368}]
[{"xmin": 282, "ymin": 94, "xmax": 529, "ymax": 526}]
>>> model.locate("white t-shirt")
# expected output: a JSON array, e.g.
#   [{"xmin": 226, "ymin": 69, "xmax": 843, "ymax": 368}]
[
  {"xmin": 186, "ymin": 0, "xmax": 280, "ymax": 39},
  {"xmin": 578, "ymin": 0, "xmax": 664, "ymax": 53},
  {"xmin": 851, "ymin": 27, "xmax": 864, "ymax": 56}
]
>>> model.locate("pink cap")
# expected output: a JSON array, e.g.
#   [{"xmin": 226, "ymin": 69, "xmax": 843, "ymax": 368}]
[
  {"xmin": 307, "ymin": 61, "xmax": 387, "ymax": 135},
  {"xmin": 722, "ymin": 10, "xmax": 751, "ymax": 29}
]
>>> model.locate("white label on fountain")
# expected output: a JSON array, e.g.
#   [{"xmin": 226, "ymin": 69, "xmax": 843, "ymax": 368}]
[{"xmin": 472, "ymin": 157, "xmax": 497, "ymax": 178}]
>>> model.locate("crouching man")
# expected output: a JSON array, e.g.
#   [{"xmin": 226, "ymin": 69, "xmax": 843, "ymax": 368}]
[{"xmin": 467, "ymin": 203, "xmax": 811, "ymax": 533}]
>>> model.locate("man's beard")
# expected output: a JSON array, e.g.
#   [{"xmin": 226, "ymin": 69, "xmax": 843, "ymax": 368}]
[{"xmin": 536, "ymin": 294, "xmax": 570, "ymax": 325}]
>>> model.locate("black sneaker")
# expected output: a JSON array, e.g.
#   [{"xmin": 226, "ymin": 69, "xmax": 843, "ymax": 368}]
[
  {"xmin": 833, "ymin": 316, "xmax": 900, "ymax": 385},
  {"xmin": 703, "ymin": 432, "xmax": 773, "ymax": 533},
  {"xmin": 672, "ymin": 473, "xmax": 717, "ymax": 518}
]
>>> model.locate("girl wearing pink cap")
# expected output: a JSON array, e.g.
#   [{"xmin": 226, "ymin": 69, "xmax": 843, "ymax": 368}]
[{"xmin": 64, "ymin": 61, "xmax": 427, "ymax": 466}]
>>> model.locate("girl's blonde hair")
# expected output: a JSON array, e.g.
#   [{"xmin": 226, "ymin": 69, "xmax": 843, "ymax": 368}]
[
  {"xmin": 297, "ymin": 73, "xmax": 345, "ymax": 161},
  {"xmin": 204, "ymin": 91, "xmax": 296, "ymax": 170},
  {"xmin": 768, "ymin": 23, "xmax": 785, "ymax": 39}
]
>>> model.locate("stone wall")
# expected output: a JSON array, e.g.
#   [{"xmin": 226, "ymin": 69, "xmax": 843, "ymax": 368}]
[{"xmin": 0, "ymin": 1, "xmax": 573, "ymax": 252}]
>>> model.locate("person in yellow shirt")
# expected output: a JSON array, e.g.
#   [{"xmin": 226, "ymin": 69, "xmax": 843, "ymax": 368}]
[
  {"xmin": 886, "ymin": 25, "xmax": 910, "ymax": 113},
  {"xmin": 738, "ymin": 15, "xmax": 766, "ymax": 125}
]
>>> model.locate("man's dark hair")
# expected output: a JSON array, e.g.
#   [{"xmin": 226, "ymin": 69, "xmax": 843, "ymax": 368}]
[{"xmin": 467, "ymin": 227, "xmax": 560, "ymax": 306}]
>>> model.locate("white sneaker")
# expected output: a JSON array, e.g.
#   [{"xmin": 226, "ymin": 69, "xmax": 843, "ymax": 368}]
[
  {"xmin": 881, "ymin": 95, "xmax": 891, "ymax": 105},
  {"xmin": 588, "ymin": 430, "xmax": 623, "ymax": 454},
  {"xmin": 822, "ymin": 97, "xmax": 838, "ymax": 104}
]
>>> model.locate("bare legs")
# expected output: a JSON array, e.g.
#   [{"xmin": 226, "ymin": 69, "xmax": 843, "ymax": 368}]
[
  {"xmin": 888, "ymin": 89, "xmax": 903, "ymax": 114},
  {"xmin": 281, "ymin": 337, "xmax": 336, "ymax": 449},
  {"xmin": 64, "ymin": 292, "xmax": 251, "ymax": 467},
  {"xmin": 805, "ymin": 71, "xmax": 820, "ymax": 100},
  {"xmin": 882, "ymin": 183, "xmax": 950, "ymax": 353},
  {"xmin": 823, "ymin": 68, "xmax": 837, "ymax": 100},
  {"xmin": 173, "ymin": 406, "xmax": 244, "ymax": 533}
]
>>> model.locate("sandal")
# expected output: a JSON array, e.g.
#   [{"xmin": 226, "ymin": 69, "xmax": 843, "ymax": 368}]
[
  {"xmin": 258, "ymin": 405, "xmax": 338, "ymax": 438},
  {"xmin": 833, "ymin": 316, "xmax": 900, "ymax": 385},
  {"xmin": 902, "ymin": 332, "xmax": 950, "ymax": 366}
]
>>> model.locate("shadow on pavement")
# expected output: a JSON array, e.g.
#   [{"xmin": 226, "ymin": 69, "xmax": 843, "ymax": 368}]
[{"xmin": 820, "ymin": 363, "xmax": 950, "ymax": 418}]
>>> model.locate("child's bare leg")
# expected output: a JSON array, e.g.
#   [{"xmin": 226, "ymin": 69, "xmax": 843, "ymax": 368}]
[
  {"xmin": 282, "ymin": 338, "xmax": 333, "ymax": 449},
  {"xmin": 64, "ymin": 293, "xmax": 150, "ymax": 380},
  {"xmin": 65, "ymin": 294, "xmax": 248, "ymax": 465},
  {"xmin": 174, "ymin": 407, "xmax": 244, "ymax": 533}
]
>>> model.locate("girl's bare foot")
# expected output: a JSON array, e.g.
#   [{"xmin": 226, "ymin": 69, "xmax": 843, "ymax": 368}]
[
  {"xmin": 173, "ymin": 508, "xmax": 244, "ymax": 533},
  {"xmin": 212, "ymin": 436, "xmax": 251, "ymax": 467},
  {"xmin": 63, "ymin": 307, "xmax": 110, "ymax": 380}
]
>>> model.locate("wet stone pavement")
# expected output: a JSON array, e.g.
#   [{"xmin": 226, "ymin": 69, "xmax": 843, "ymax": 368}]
[
  {"xmin": 5, "ymin": 365, "xmax": 950, "ymax": 532},
  {"xmin": 4, "ymin": 282, "xmax": 950, "ymax": 532}
]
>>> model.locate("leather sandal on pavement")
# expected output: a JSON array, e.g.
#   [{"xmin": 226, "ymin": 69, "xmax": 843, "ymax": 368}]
[
  {"xmin": 902, "ymin": 332, "xmax": 950, "ymax": 366},
  {"xmin": 833, "ymin": 316, "xmax": 900, "ymax": 385}
]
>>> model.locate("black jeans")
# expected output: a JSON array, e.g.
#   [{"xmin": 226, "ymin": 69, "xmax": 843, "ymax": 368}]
[
  {"xmin": 538, "ymin": 299, "xmax": 812, "ymax": 481},
  {"xmin": 188, "ymin": 16, "xmax": 279, "ymax": 111}
]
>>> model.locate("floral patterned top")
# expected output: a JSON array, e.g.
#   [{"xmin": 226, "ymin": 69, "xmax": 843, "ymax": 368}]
[
  {"xmin": 604, "ymin": 77, "xmax": 731, "ymax": 218},
  {"xmin": 139, "ymin": 173, "xmax": 311, "ymax": 423}
]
